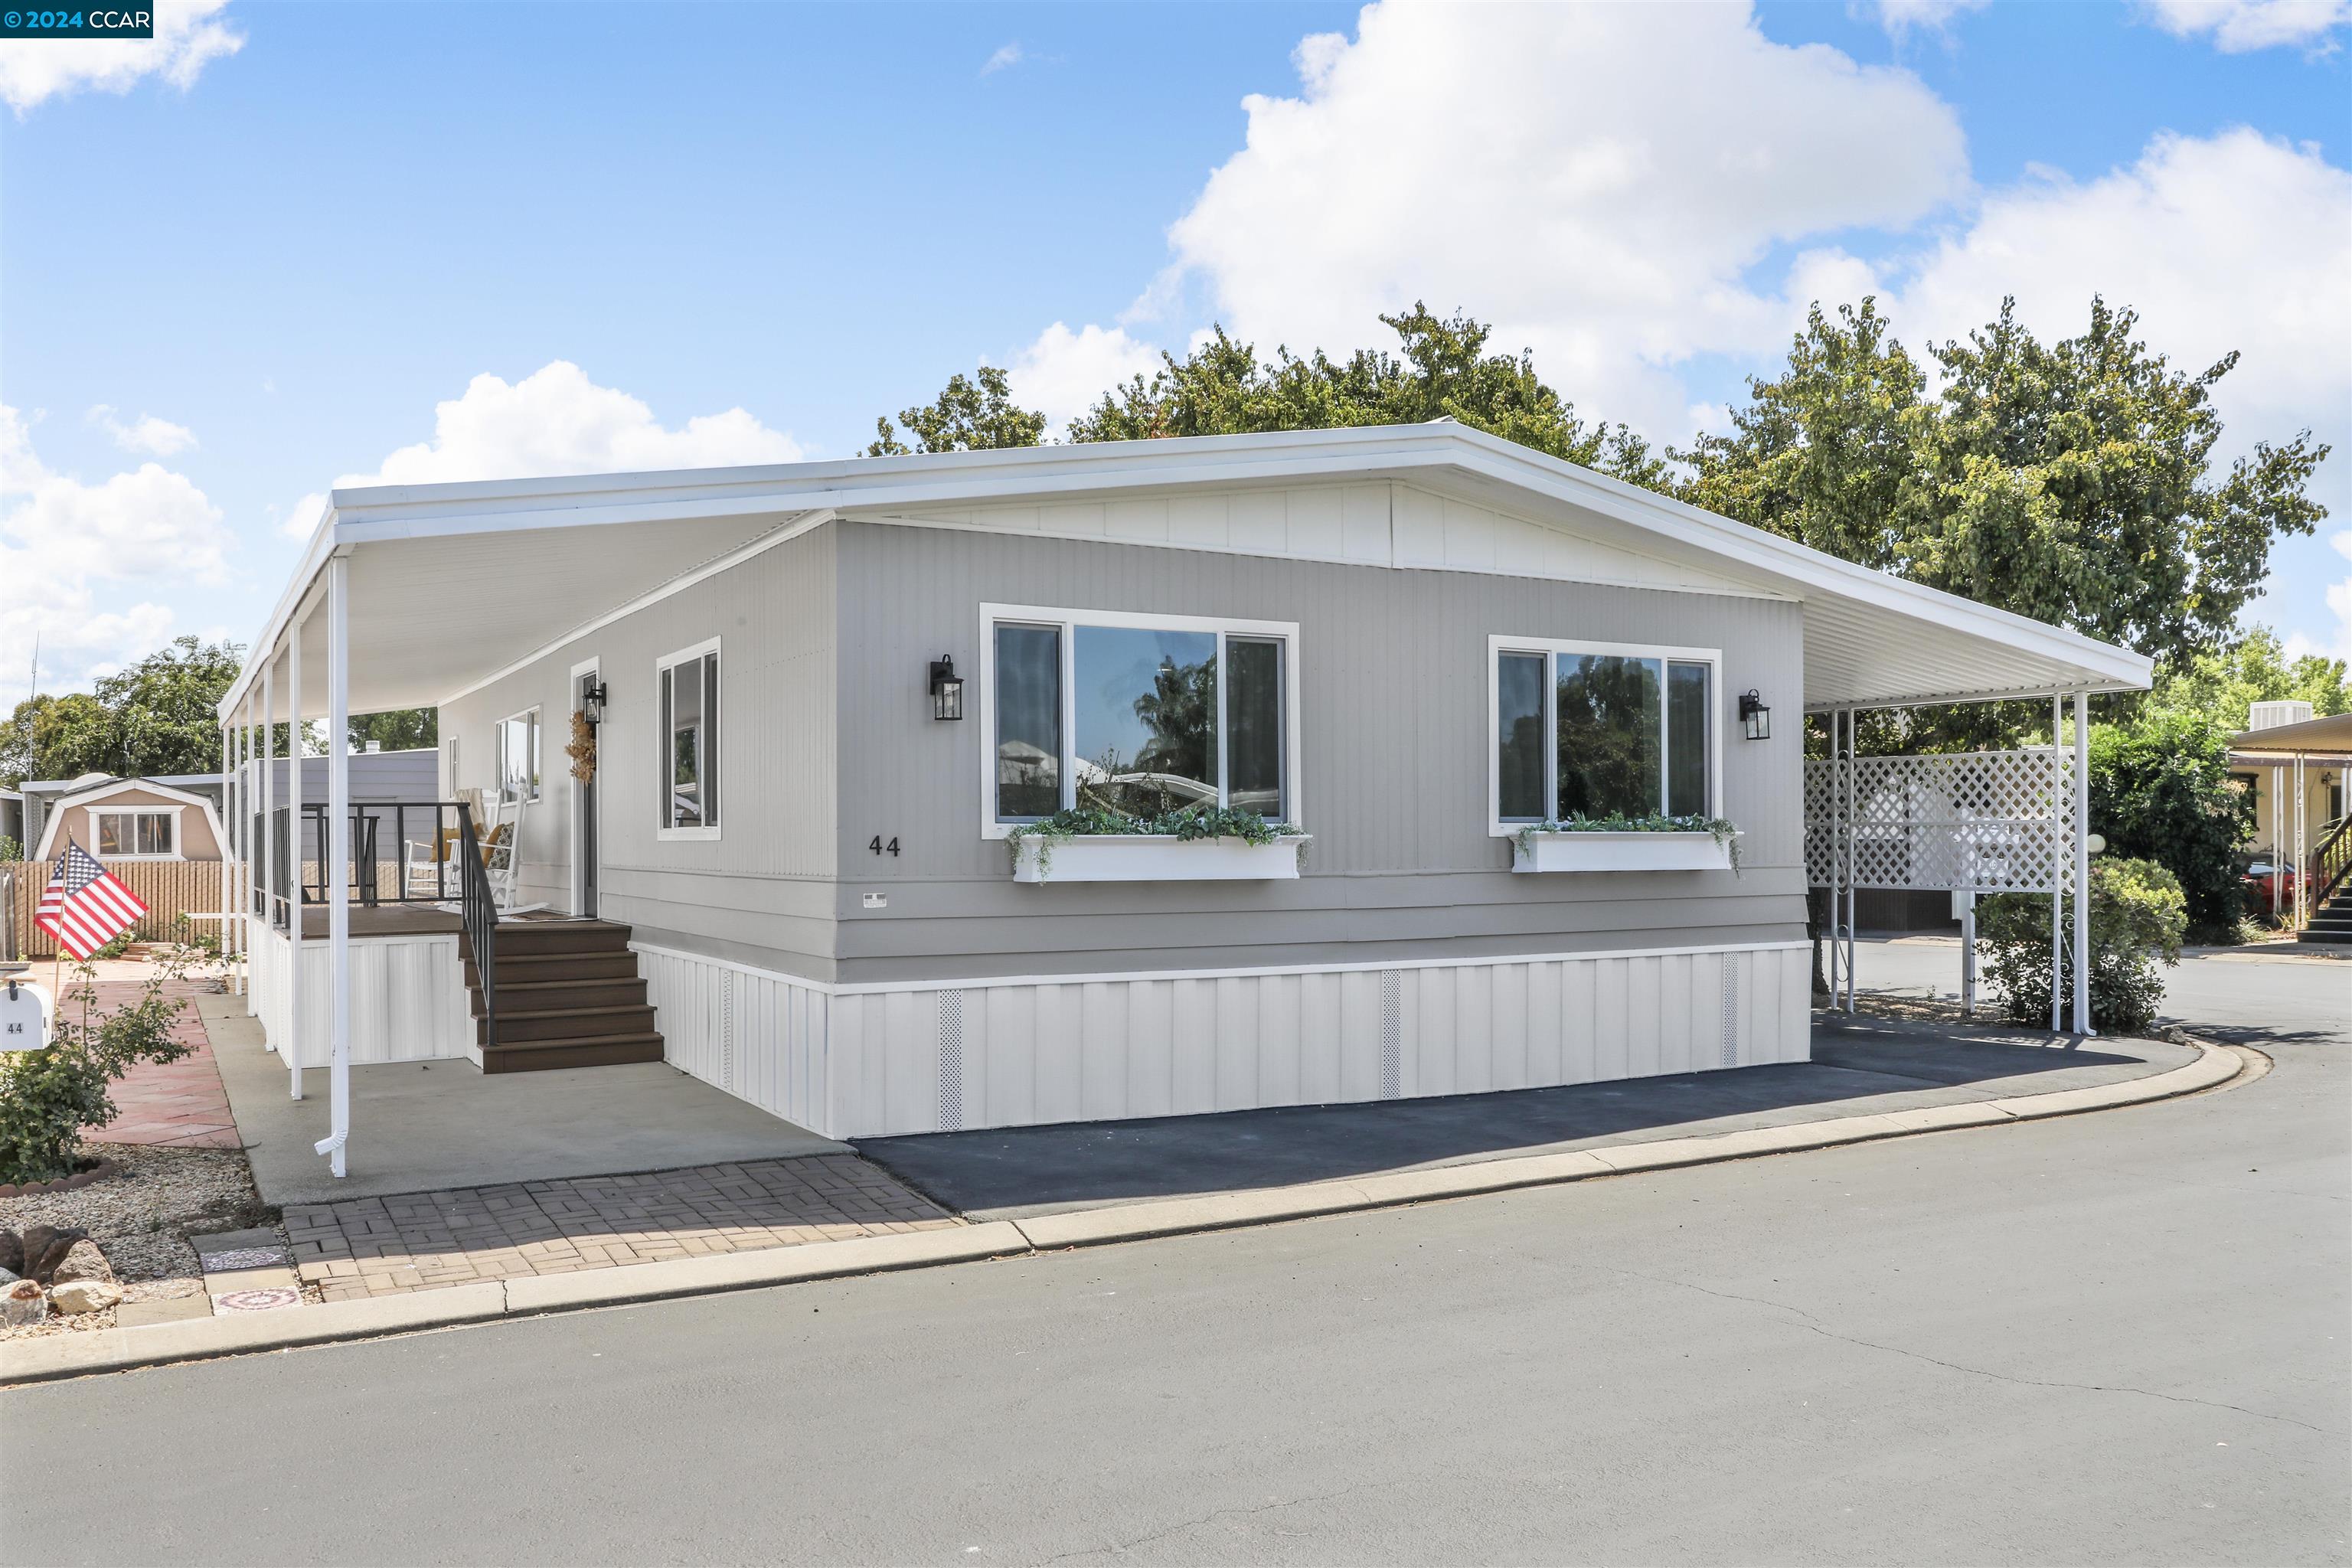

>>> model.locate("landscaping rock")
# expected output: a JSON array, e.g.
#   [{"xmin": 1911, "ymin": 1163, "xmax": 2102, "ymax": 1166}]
[
  {"xmin": 1, "ymin": 1279, "xmax": 44, "ymax": 1326},
  {"xmin": 50, "ymin": 1279, "xmax": 124, "ymax": 1315},
  {"xmin": 6, "ymin": 1226, "xmax": 90, "ymax": 1285},
  {"xmin": 52, "ymin": 1239, "xmax": 115, "ymax": 1286}
]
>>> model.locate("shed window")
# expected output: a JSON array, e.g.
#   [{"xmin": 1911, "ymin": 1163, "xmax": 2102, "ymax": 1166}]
[
  {"xmin": 1492, "ymin": 639, "xmax": 1720, "ymax": 826},
  {"xmin": 93, "ymin": 809, "xmax": 176, "ymax": 858},
  {"xmin": 985, "ymin": 606, "xmax": 1298, "ymax": 830},
  {"xmin": 658, "ymin": 642, "xmax": 721, "ymax": 837}
]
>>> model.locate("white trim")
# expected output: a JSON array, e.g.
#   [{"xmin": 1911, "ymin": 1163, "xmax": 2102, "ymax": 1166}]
[
  {"xmin": 433, "ymin": 508, "xmax": 833, "ymax": 710},
  {"xmin": 87, "ymin": 805, "xmax": 183, "ymax": 861},
  {"xmin": 496, "ymin": 704, "xmax": 544, "ymax": 804},
  {"xmin": 629, "ymin": 936, "xmax": 1811, "ymax": 998},
  {"xmin": 976, "ymin": 601, "xmax": 1304, "ymax": 841},
  {"xmin": 31, "ymin": 777, "xmax": 227, "ymax": 863},
  {"xmin": 1486, "ymin": 633, "xmax": 1724, "ymax": 835},
  {"xmin": 655, "ymin": 636, "xmax": 723, "ymax": 841}
]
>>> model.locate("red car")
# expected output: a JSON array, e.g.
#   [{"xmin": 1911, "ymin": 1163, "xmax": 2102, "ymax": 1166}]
[{"xmin": 2241, "ymin": 861, "xmax": 2302, "ymax": 910}]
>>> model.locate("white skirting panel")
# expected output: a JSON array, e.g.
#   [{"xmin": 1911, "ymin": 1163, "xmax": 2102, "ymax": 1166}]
[
  {"xmin": 636, "ymin": 944, "xmax": 833, "ymax": 1134},
  {"xmin": 636, "ymin": 942, "xmax": 1812, "ymax": 1142},
  {"xmin": 246, "ymin": 925, "xmax": 475, "ymax": 1069}
]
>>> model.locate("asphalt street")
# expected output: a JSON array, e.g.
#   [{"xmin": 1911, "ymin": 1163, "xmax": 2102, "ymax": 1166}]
[{"xmin": 3, "ymin": 949, "xmax": 2344, "ymax": 1566}]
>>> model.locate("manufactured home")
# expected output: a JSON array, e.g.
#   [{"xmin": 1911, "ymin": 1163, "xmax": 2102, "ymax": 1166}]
[{"xmin": 215, "ymin": 424, "xmax": 2148, "ymax": 1175}]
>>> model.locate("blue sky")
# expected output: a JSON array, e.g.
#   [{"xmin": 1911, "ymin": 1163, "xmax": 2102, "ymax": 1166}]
[{"xmin": 4, "ymin": 0, "xmax": 2348, "ymax": 710}]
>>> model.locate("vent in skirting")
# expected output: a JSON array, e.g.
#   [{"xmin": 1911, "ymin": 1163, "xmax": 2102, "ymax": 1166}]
[{"xmin": 936, "ymin": 990, "xmax": 965, "ymax": 1132}]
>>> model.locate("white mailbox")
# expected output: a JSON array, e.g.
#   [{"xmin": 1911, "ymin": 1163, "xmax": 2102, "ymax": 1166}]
[{"xmin": 1, "ymin": 977, "xmax": 52, "ymax": 1052}]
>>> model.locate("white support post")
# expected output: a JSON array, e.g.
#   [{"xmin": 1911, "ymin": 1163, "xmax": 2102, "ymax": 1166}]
[
  {"xmin": 237, "ymin": 692, "xmax": 253, "ymax": 1004},
  {"xmin": 260, "ymin": 654, "xmax": 276, "ymax": 1040},
  {"xmin": 2072, "ymin": 691, "xmax": 2092, "ymax": 1037},
  {"xmin": 2272, "ymin": 764, "xmax": 2284, "ymax": 922},
  {"xmin": 286, "ymin": 615, "xmax": 304, "ymax": 1099},
  {"xmin": 2295, "ymin": 753, "xmax": 2308, "ymax": 928},
  {"xmin": 314, "ymin": 554, "xmax": 352, "ymax": 1180},
  {"xmin": 2050, "ymin": 693, "xmax": 2063, "ymax": 1034},
  {"xmin": 218, "ymin": 722, "xmax": 232, "ymax": 995},
  {"xmin": 1841, "ymin": 707, "xmax": 1857, "ymax": 1014}
]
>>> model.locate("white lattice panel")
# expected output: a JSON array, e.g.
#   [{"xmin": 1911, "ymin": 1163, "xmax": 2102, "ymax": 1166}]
[{"xmin": 1805, "ymin": 749, "xmax": 2073, "ymax": 893}]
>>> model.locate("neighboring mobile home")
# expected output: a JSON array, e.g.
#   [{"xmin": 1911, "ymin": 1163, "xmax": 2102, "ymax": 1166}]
[{"xmin": 217, "ymin": 424, "xmax": 2149, "ymax": 1164}]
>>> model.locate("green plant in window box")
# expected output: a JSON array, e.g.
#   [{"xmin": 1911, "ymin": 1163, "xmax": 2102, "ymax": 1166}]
[
  {"xmin": 1511, "ymin": 813, "xmax": 1743, "ymax": 871},
  {"xmin": 1007, "ymin": 805, "xmax": 1303, "ymax": 877}
]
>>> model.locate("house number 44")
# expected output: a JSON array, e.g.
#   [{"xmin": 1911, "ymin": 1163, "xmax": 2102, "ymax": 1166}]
[{"xmin": 868, "ymin": 836, "xmax": 900, "ymax": 857}]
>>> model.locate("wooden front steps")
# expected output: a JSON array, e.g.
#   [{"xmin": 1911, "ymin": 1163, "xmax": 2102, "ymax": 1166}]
[{"xmin": 462, "ymin": 919, "xmax": 666, "ymax": 1073}]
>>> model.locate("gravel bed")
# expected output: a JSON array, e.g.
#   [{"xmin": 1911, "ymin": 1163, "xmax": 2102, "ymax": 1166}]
[{"xmin": 2, "ymin": 1142, "xmax": 277, "ymax": 1341}]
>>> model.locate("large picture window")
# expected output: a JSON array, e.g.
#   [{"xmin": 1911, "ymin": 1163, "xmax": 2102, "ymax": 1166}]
[
  {"xmin": 1491, "ymin": 637, "xmax": 1718, "ymax": 828},
  {"xmin": 497, "ymin": 707, "xmax": 541, "ymax": 802},
  {"xmin": 658, "ymin": 640, "xmax": 721, "ymax": 837},
  {"xmin": 983, "ymin": 606, "xmax": 1298, "ymax": 831}
]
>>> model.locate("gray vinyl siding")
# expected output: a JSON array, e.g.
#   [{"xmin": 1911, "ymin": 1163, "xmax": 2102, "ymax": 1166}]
[
  {"xmin": 830, "ymin": 521, "xmax": 1807, "ymax": 982},
  {"xmin": 439, "ymin": 523, "xmax": 840, "ymax": 977}
]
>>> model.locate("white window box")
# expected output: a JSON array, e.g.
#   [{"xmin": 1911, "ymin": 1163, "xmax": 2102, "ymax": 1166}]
[
  {"xmin": 1012, "ymin": 833, "xmax": 1309, "ymax": 884},
  {"xmin": 1510, "ymin": 831, "xmax": 1734, "ymax": 874}
]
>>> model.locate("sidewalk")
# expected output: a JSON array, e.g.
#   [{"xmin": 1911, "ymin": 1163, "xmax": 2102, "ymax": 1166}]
[
  {"xmin": 285, "ymin": 1156, "xmax": 953, "ymax": 1302},
  {"xmin": 79, "ymin": 975, "xmax": 239, "ymax": 1149}
]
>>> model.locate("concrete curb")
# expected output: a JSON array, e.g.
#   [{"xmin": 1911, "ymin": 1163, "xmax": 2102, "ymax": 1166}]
[{"xmin": 0, "ymin": 1040, "xmax": 2243, "ymax": 1387}]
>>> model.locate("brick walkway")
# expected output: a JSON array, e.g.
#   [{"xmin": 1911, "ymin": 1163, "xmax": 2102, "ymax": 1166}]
[
  {"xmin": 77, "ymin": 975, "xmax": 241, "ymax": 1149},
  {"xmin": 284, "ymin": 1156, "xmax": 956, "ymax": 1301}
]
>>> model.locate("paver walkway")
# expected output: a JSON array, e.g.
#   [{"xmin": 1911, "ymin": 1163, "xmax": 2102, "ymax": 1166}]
[
  {"xmin": 77, "ymin": 975, "xmax": 240, "ymax": 1149},
  {"xmin": 283, "ymin": 1155, "xmax": 955, "ymax": 1301}
]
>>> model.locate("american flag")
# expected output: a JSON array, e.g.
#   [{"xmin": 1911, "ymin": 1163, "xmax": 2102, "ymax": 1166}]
[{"xmin": 34, "ymin": 841, "xmax": 149, "ymax": 960}]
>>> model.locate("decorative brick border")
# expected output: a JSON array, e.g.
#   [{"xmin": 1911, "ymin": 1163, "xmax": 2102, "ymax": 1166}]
[{"xmin": 0, "ymin": 1158, "xmax": 122, "ymax": 1200}]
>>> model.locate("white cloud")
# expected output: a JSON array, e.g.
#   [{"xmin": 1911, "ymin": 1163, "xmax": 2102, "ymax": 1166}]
[
  {"xmin": 981, "ymin": 41, "xmax": 1024, "ymax": 75},
  {"xmin": 87, "ymin": 404, "xmax": 197, "ymax": 458},
  {"xmin": 0, "ymin": 0, "xmax": 243, "ymax": 114},
  {"xmin": 1009, "ymin": 322, "xmax": 1162, "ymax": 433},
  {"xmin": 2321, "ymin": 531, "xmax": 2352, "ymax": 660},
  {"xmin": 2140, "ymin": 0, "xmax": 2352, "ymax": 52},
  {"xmin": 270, "ymin": 360, "xmax": 802, "ymax": 538},
  {"xmin": 332, "ymin": 360, "xmax": 803, "ymax": 492},
  {"xmin": 1154, "ymin": 1, "xmax": 1970, "ymax": 439},
  {"xmin": 0, "ymin": 406, "xmax": 234, "ymax": 708},
  {"xmin": 1868, "ymin": 0, "xmax": 1994, "ymax": 41},
  {"xmin": 1888, "ymin": 129, "xmax": 2351, "ymax": 476}
]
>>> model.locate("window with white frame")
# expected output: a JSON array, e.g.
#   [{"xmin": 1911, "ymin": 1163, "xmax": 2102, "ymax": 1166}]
[
  {"xmin": 658, "ymin": 641, "xmax": 720, "ymax": 835},
  {"xmin": 1492, "ymin": 638, "xmax": 1718, "ymax": 826},
  {"xmin": 93, "ymin": 808, "xmax": 177, "ymax": 859},
  {"xmin": 497, "ymin": 707, "xmax": 541, "ymax": 802},
  {"xmin": 985, "ymin": 606, "xmax": 1297, "ymax": 828}
]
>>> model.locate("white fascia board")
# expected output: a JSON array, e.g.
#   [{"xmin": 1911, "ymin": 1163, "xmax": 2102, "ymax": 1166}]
[
  {"xmin": 1426, "ymin": 426, "xmax": 2154, "ymax": 694},
  {"xmin": 219, "ymin": 511, "xmax": 344, "ymax": 717},
  {"xmin": 228, "ymin": 423, "xmax": 2151, "ymax": 711}
]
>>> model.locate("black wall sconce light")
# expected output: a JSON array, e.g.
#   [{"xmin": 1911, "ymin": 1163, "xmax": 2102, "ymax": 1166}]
[
  {"xmin": 579, "ymin": 674, "xmax": 609, "ymax": 726},
  {"xmin": 1739, "ymin": 689, "xmax": 1771, "ymax": 741},
  {"xmin": 929, "ymin": 656, "xmax": 964, "ymax": 721}
]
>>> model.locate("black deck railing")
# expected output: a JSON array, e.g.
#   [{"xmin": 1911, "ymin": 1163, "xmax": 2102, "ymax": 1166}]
[
  {"xmin": 2311, "ymin": 814, "xmax": 2352, "ymax": 913},
  {"xmin": 250, "ymin": 799, "xmax": 479, "ymax": 929},
  {"xmin": 456, "ymin": 808, "xmax": 498, "ymax": 1049}
]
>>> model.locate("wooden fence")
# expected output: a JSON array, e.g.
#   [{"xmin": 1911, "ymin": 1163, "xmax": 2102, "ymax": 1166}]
[{"xmin": 0, "ymin": 861, "xmax": 240, "ymax": 959}]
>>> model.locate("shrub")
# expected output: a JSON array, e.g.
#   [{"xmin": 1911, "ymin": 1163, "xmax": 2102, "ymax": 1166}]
[
  {"xmin": 0, "ymin": 960, "xmax": 194, "ymax": 1185},
  {"xmin": 2088, "ymin": 711, "xmax": 2250, "ymax": 941},
  {"xmin": 1976, "ymin": 857, "xmax": 2187, "ymax": 1034}
]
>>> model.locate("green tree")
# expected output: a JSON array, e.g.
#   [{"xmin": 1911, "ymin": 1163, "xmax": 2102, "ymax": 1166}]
[
  {"xmin": 1687, "ymin": 298, "xmax": 2328, "ymax": 676},
  {"xmin": 349, "ymin": 709, "xmax": 438, "ymax": 753},
  {"xmin": 867, "ymin": 364, "xmax": 1046, "ymax": 456},
  {"xmin": 2088, "ymin": 709, "xmax": 2252, "ymax": 938},
  {"xmin": 2147, "ymin": 628, "xmax": 2348, "ymax": 730},
  {"xmin": 1072, "ymin": 307, "xmax": 1669, "ymax": 487}
]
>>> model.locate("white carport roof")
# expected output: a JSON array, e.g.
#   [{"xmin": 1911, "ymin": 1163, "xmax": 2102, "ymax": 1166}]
[{"xmin": 221, "ymin": 422, "xmax": 2150, "ymax": 718}]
